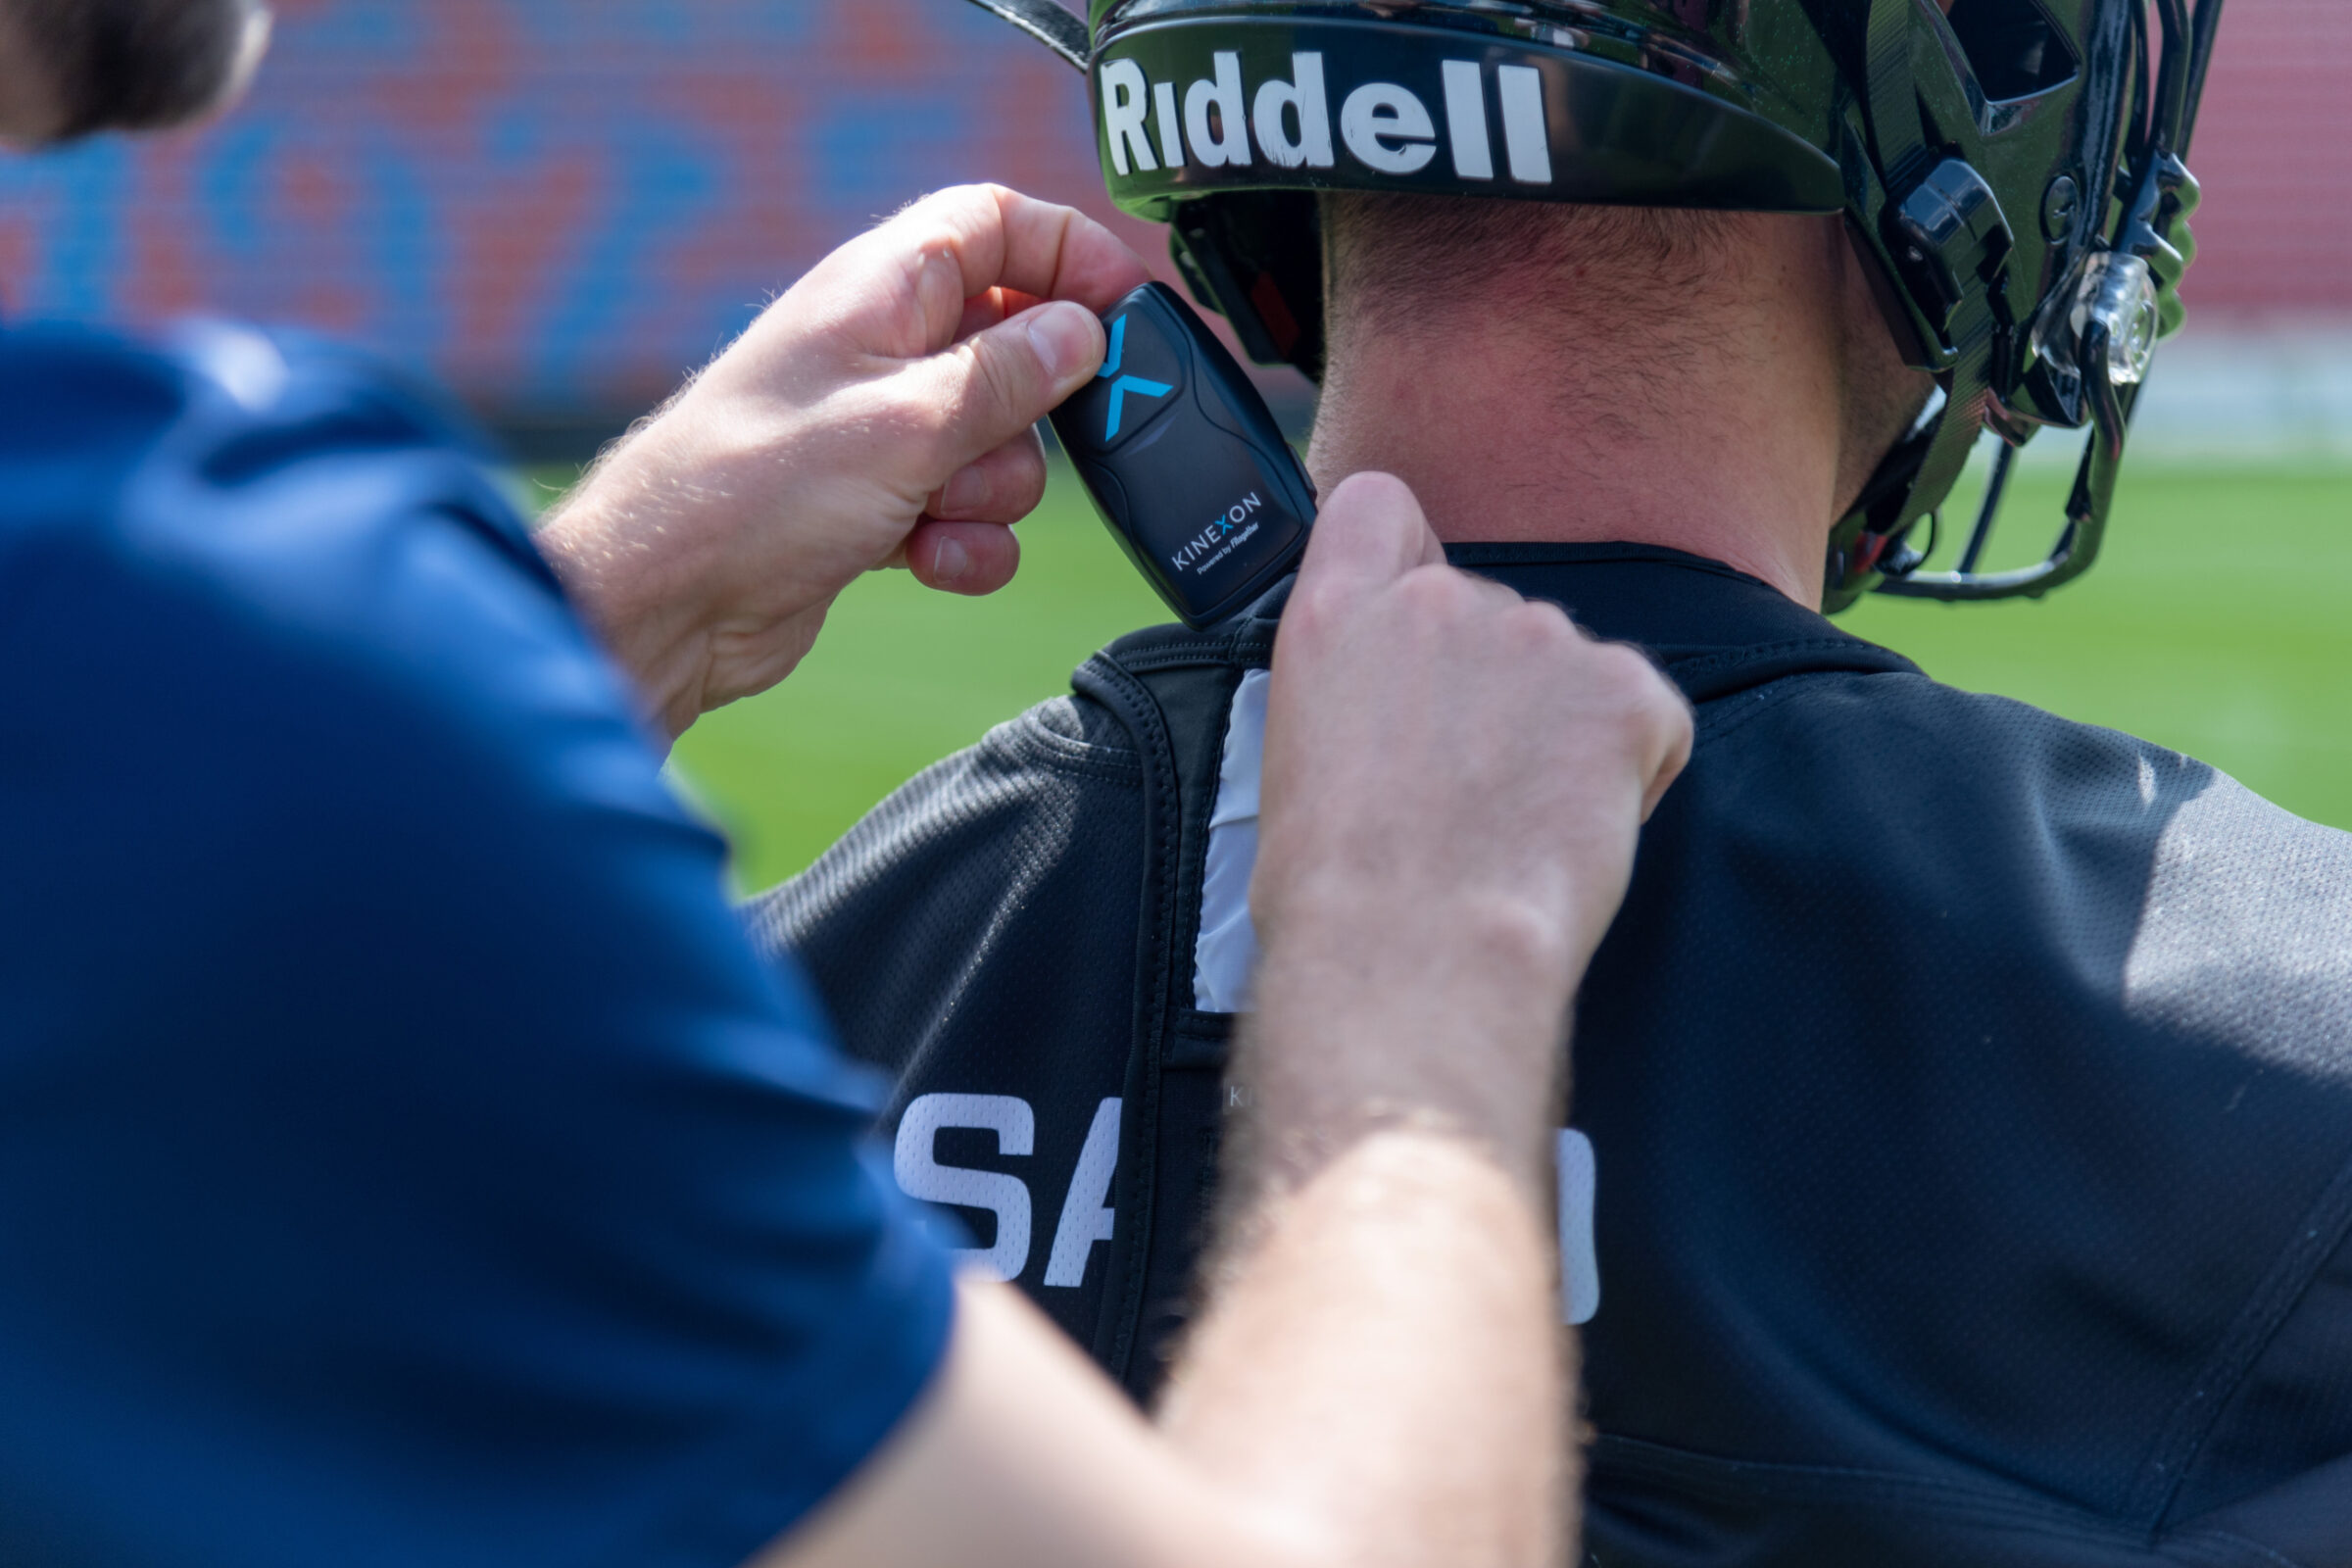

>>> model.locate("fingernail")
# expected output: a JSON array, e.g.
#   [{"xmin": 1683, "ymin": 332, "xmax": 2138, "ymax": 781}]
[
  {"xmin": 934, "ymin": 537, "xmax": 971, "ymax": 584},
  {"xmin": 1026, "ymin": 302, "xmax": 1098, "ymax": 385},
  {"xmin": 938, "ymin": 466, "xmax": 987, "ymax": 518}
]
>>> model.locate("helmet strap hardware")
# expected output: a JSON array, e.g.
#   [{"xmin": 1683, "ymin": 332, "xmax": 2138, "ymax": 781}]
[{"xmin": 1887, "ymin": 160, "xmax": 2015, "ymax": 343}]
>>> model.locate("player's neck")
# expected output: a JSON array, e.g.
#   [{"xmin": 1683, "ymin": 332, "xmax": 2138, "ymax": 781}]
[{"xmin": 1306, "ymin": 284, "xmax": 1854, "ymax": 612}]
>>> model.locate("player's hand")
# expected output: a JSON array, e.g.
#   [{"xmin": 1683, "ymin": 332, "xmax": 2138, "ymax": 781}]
[
  {"xmin": 537, "ymin": 183, "xmax": 1152, "ymax": 738},
  {"xmin": 1249, "ymin": 473, "xmax": 1691, "ymax": 1183}
]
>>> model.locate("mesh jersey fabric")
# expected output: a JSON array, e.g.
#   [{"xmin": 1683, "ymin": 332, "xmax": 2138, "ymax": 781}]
[
  {"xmin": 761, "ymin": 690, "xmax": 1152, "ymax": 1353},
  {"xmin": 751, "ymin": 542, "xmax": 2352, "ymax": 1566},
  {"xmin": 0, "ymin": 321, "xmax": 954, "ymax": 1568}
]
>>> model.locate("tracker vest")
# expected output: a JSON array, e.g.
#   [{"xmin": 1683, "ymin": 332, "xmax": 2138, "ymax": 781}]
[
  {"xmin": 876, "ymin": 569, "xmax": 1927, "ymax": 1391},
  {"xmin": 756, "ymin": 544, "xmax": 2352, "ymax": 1565}
]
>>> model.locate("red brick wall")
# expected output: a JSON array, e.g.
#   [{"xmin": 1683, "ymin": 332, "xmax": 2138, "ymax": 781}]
[{"xmin": 2176, "ymin": 0, "xmax": 2352, "ymax": 314}]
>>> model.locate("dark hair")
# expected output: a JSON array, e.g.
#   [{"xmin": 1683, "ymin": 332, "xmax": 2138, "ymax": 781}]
[{"xmin": 13, "ymin": 0, "xmax": 260, "ymax": 139}]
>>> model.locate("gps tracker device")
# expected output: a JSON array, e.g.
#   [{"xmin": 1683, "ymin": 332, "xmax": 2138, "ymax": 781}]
[{"xmin": 1050, "ymin": 282, "xmax": 1316, "ymax": 629}]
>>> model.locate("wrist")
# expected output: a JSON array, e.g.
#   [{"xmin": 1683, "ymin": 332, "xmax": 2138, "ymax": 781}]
[
  {"xmin": 1258, "ymin": 880, "xmax": 1582, "ymax": 1029},
  {"xmin": 1243, "ymin": 889, "xmax": 1578, "ymax": 1196},
  {"xmin": 536, "ymin": 485, "xmax": 720, "ymax": 741}
]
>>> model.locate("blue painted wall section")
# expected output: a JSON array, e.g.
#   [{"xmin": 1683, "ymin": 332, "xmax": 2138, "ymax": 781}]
[{"xmin": 0, "ymin": 0, "xmax": 1147, "ymax": 425}]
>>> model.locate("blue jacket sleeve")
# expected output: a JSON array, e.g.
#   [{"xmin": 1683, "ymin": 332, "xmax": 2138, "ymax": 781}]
[{"xmin": 0, "ymin": 323, "xmax": 954, "ymax": 1568}]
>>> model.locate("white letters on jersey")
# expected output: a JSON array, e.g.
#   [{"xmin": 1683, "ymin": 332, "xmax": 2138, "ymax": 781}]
[
  {"xmin": 1046, "ymin": 1098, "xmax": 1123, "ymax": 1288},
  {"xmin": 893, "ymin": 1095, "xmax": 1128, "ymax": 1291},
  {"xmin": 894, "ymin": 1084, "xmax": 1599, "ymax": 1318},
  {"xmin": 895, "ymin": 1093, "xmax": 1035, "ymax": 1281}
]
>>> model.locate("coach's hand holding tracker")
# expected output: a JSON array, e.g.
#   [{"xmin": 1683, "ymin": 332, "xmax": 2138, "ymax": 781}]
[
  {"xmin": 536, "ymin": 186, "xmax": 1147, "ymax": 739},
  {"xmin": 540, "ymin": 184, "xmax": 1691, "ymax": 1568}
]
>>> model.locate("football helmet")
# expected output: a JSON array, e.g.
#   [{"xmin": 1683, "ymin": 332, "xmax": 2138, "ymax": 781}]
[{"xmin": 968, "ymin": 0, "xmax": 2222, "ymax": 609}]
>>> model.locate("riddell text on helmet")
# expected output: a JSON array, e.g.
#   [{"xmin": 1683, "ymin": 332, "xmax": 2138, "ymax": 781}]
[{"xmin": 1099, "ymin": 51, "xmax": 1555, "ymax": 186}]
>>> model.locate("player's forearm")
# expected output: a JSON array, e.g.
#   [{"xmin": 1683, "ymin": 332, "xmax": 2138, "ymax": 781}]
[{"xmin": 1230, "ymin": 887, "xmax": 1578, "ymax": 1198}]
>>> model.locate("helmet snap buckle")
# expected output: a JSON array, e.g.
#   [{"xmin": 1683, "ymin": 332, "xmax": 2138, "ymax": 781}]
[{"xmin": 1888, "ymin": 160, "xmax": 2014, "ymax": 339}]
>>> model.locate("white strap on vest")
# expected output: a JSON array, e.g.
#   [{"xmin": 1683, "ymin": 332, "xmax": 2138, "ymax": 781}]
[{"xmin": 1194, "ymin": 669, "xmax": 1270, "ymax": 1012}]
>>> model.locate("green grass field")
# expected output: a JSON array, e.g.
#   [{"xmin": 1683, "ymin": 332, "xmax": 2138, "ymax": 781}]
[{"xmin": 574, "ymin": 460, "xmax": 2352, "ymax": 894}]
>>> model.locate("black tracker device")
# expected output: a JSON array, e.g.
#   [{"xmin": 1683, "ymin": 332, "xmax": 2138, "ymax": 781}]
[{"xmin": 1049, "ymin": 282, "xmax": 1316, "ymax": 629}]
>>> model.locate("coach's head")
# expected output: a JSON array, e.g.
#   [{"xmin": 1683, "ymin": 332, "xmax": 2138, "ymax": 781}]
[{"xmin": 0, "ymin": 0, "xmax": 269, "ymax": 145}]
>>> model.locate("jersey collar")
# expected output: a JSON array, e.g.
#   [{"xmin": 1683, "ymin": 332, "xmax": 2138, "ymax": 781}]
[{"xmin": 1444, "ymin": 541, "xmax": 1920, "ymax": 704}]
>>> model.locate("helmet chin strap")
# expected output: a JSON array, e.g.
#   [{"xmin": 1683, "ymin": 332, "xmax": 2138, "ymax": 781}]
[
  {"xmin": 1818, "ymin": 0, "xmax": 1988, "ymax": 607},
  {"xmin": 957, "ymin": 0, "xmax": 1088, "ymax": 70}
]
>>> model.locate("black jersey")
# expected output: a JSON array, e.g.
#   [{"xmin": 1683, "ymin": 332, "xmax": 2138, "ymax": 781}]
[{"xmin": 749, "ymin": 543, "xmax": 2352, "ymax": 1566}]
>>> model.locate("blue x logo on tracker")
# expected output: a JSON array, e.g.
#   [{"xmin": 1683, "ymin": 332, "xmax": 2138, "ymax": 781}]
[{"xmin": 1098, "ymin": 315, "xmax": 1172, "ymax": 441}]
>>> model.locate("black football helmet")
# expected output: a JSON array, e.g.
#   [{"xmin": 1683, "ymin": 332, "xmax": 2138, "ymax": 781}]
[{"xmin": 966, "ymin": 0, "xmax": 2222, "ymax": 610}]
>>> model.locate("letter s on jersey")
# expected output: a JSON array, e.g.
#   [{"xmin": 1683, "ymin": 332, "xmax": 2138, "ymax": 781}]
[{"xmin": 896, "ymin": 1094, "xmax": 1035, "ymax": 1281}]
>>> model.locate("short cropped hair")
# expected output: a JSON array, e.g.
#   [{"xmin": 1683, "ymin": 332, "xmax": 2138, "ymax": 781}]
[
  {"xmin": 1321, "ymin": 191, "xmax": 1738, "ymax": 342},
  {"xmin": 1318, "ymin": 191, "xmax": 1747, "ymax": 435}
]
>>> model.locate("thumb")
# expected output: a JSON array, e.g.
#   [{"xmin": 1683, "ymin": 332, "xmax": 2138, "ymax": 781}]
[
  {"xmin": 1293, "ymin": 471, "xmax": 1446, "ymax": 611},
  {"xmin": 903, "ymin": 299, "xmax": 1103, "ymax": 479}
]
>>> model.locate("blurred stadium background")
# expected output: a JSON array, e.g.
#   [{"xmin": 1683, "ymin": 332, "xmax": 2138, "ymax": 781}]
[{"xmin": 4, "ymin": 0, "xmax": 2346, "ymax": 886}]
